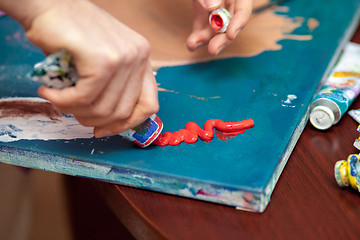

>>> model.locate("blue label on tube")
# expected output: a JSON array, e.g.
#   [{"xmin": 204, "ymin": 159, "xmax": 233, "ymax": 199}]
[{"xmin": 313, "ymin": 86, "xmax": 350, "ymax": 116}]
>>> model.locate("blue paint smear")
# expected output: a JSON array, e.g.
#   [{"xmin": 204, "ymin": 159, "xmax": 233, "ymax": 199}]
[{"xmin": 1, "ymin": 0, "xmax": 359, "ymax": 200}]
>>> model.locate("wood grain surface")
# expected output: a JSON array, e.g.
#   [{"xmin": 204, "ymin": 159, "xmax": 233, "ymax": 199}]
[{"xmin": 81, "ymin": 20, "xmax": 360, "ymax": 240}]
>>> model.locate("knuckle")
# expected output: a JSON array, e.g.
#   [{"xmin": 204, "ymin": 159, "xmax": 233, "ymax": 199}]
[
  {"xmin": 97, "ymin": 36, "xmax": 151, "ymax": 71},
  {"xmin": 116, "ymin": 108, "xmax": 132, "ymax": 120},
  {"xmin": 122, "ymin": 47, "xmax": 137, "ymax": 65},
  {"xmin": 90, "ymin": 48, "xmax": 122, "ymax": 75},
  {"xmin": 124, "ymin": 37, "xmax": 151, "ymax": 64},
  {"xmin": 136, "ymin": 37, "xmax": 151, "ymax": 60},
  {"xmin": 100, "ymin": 51, "xmax": 122, "ymax": 73},
  {"xmin": 143, "ymin": 101, "xmax": 159, "ymax": 116},
  {"xmin": 91, "ymin": 105, "xmax": 112, "ymax": 118}
]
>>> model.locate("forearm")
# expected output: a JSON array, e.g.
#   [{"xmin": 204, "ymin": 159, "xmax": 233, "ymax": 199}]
[{"xmin": 0, "ymin": 0, "xmax": 60, "ymax": 29}]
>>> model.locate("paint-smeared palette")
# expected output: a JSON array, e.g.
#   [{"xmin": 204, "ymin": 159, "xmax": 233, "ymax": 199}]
[{"xmin": 0, "ymin": 0, "xmax": 360, "ymax": 212}]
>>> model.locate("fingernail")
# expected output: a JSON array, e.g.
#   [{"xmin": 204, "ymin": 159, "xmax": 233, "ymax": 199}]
[
  {"xmin": 193, "ymin": 41, "xmax": 205, "ymax": 50},
  {"xmin": 186, "ymin": 41, "xmax": 204, "ymax": 51},
  {"xmin": 203, "ymin": 0, "xmax": 221, "ymax": 8},
  {"xmin": 234, "ymin": 29, "xmax": 241, "ymax": 39},
  {"xmin": 216, "ymin": 46, "xmax": 225, "ymax": 55}
]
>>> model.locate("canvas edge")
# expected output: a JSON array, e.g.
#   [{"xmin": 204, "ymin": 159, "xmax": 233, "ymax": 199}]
[
  {"xmin": 0, "ymin": 144, "xmax": 267, "ymax": 212},
  {"xmin": 262, "ymin": 6, "xmax": 360, "ymax": 211}
]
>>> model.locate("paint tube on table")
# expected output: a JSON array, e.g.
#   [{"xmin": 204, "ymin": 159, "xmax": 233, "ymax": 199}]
[
  {"xmin": 334, "ymin": 154, "xmax": 360, "ymax": 192},
  {"xmin": 29, "ymin": 49, "xmax": 163, "ymax": 148},
  {"xmin": 309, "ymin": 42, "xmax": 360, "ymax": 130}
]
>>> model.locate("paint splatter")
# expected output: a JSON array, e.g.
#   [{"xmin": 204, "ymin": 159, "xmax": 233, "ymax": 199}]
[
  {"xmin": 157, "ymin": 82, "xmax": 178, "ymax": 93},
  {"xmin": 5, "ymin": 31, "xmax": 41, "ymax": 53},
  {"xmin": 157, "ymin": 83, "xmax": 221, "ymax": 100},
  {"xmin": 152, "ymin": 118, "xmax": 254, "ymax": 146},
  {"xmin": 188, "ymin": 95, "xmax": 221, "ymax": 101},
  {"xmin": 282, "ymin": 94, "xmax": 297, "ymax": 107},
  {"xmin": 307, "ymin": 18, "xmax": 320, "ymax": 32}
]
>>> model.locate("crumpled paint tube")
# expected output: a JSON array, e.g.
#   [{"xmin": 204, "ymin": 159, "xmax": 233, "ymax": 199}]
[{"xmin": 334, "ymin": 154, "xmax": 360, "ymax": 192}]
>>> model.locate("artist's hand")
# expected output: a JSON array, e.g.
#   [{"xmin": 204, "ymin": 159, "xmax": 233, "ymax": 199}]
[
  {"xmin": 13, "ymin": 0, "xmax": 159, "ymax": 137},
  {"xmin": 186, "ymin": 0, "xmax": 253, "ymax": 55}
]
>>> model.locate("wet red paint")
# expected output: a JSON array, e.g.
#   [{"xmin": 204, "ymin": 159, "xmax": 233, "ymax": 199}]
[
  {"xmin": 211, "ymin": 14, "xmax": 224, "ymax": 32},
  {"xmin": 152, "ymin": 118, "xmax": 254, "ymax": 147}
]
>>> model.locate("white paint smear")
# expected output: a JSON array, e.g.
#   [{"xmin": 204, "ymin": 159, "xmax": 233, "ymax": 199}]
[
  {"xmin": 282, "ymin": 94, "xmax": 297, "ymax": 107},
  {"xmin": 0, "ymin": 97, "xmax": 94, "ymax": 142},
  {"xmin": 284, "ymin": 94, "xmax": 297, "ymax": 104}
]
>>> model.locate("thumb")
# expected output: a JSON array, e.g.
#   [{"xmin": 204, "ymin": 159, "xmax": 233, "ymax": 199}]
[{"xmin": 196, "ymin": 0, "xmax": 222, "ymax": 11}]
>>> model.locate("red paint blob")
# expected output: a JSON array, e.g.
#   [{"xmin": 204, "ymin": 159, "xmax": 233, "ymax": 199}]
[
  {"xmin": 211, "ymin": 14, "xmax": 224, "ymax": 32},
  {"xmin": 152, "ymin": 118, "xmax": 254, "ymax": 147}
]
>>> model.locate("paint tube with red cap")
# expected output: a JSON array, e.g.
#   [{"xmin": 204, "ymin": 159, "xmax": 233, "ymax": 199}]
[{"xmin": 209, "ymin": 8, "xmax": 231, "ymax": 33}]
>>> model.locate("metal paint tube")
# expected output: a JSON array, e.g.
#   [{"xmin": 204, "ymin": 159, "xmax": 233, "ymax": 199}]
[
  {"xmin": 209, "ymin": 8, "xmax": 231, "ymax": 33},
  {"xmin": 334, "ymin": 154, "xmax": 360, "ymax": 191},
  {"xmin": 310, "ymin": 42, "xmax": 360, "ymax": 130},
  {"xmin": 29, "ymin": 50, "xmax": 163, "ymax": 148}
]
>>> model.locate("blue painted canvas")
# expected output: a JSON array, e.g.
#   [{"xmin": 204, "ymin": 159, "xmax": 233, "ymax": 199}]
[{"xmin": 1, "ymin": 0, "xmax": 359, "ymax": 212}]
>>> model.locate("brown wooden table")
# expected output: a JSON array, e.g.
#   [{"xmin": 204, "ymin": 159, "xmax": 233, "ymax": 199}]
[{"xmin": 67, "ymin": 23, "xmax": 360, "ymax": 240}]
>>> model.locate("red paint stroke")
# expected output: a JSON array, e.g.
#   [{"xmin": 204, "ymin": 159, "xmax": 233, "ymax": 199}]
[{"xmin": 152, "ymin": 118, "xmax": 254, "ymax": 147}]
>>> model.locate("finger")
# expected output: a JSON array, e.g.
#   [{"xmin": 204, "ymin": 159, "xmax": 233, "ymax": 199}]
[
  {"xmin": 206, "ymin": 0, "xmax": 253, "ymax": 55},
  {"xmin": 192, "ymin": 0, "xmax": 215, "ymax": 30},
  {"xmin": 66, "ymin": 36, "xmax": 151, "ymax": 126},
  {"xmin": 187, "ymin": 1, "xmax": 216, "ymax": 51},
  {"xmin": 196, "ymin": 0, "xmax": 223, "ymax": 11},
  {"xmin": 186, "ymin": 28, "xmax": 214, "ymax": 51},
  {"xmin": 94, "ymin": 62, "xmax": 159, "ymax": 137},
  {"xmin": 104, "ymin": 36, "xmax": 151, "ymax": 121},
  {"xmin": 74, "ymin": 61, "xmax": 145, "ymax": 127},
  {"xmin": 207, "ymin": 32, "xmax": 232, "ymax": 55},
  {"xmin": 225, "ymin": 0, "xmax": 253, "ymax": 40},
  {"xmin": 54, "ymin": 65, "xmax": 130, "ymax": 121},
  {"xmin": 38, "ymin": 60, "xmax": 112, "ymax": 109}
]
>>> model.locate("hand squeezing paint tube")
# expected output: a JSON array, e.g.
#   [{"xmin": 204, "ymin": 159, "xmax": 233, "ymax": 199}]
[
  {"xmin": 29, "ymin": 50, "xmax": 163, "ymax": 148},
  {"xmin": 309, "ymin": 42, "xmax": 360, "ymax": 130}
]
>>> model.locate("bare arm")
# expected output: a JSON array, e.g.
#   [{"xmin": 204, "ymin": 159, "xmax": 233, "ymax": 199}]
[{"xmin": 0, "ymin": 0, "xmax": 159, "ymax": 138}]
